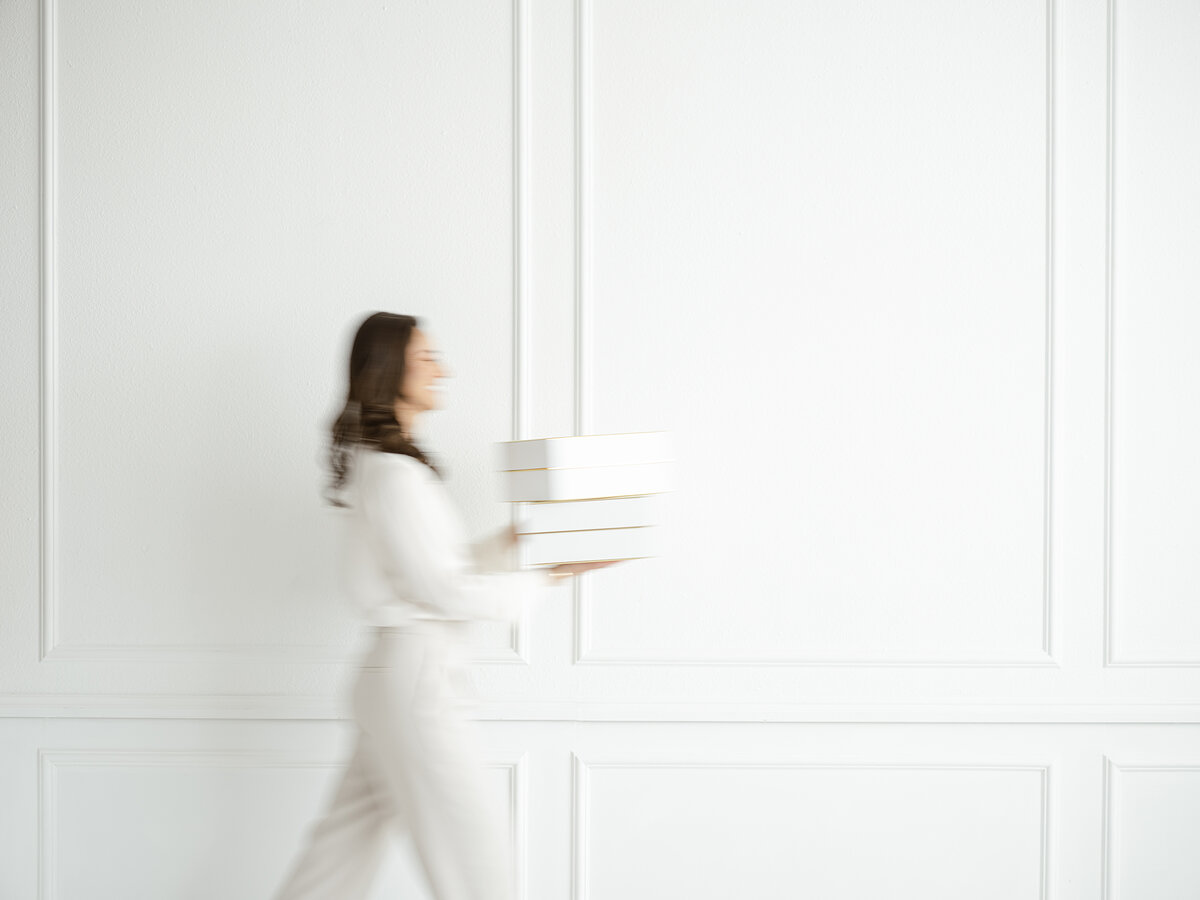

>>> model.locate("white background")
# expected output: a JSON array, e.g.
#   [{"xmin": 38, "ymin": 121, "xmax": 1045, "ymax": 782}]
[{"xmin": 2, "ymin": 0, "xmax": 1199, "ymax": 897}]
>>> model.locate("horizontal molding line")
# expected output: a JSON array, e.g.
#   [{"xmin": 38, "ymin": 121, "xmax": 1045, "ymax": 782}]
[
  {"xmin": 8, "ymin": 697, "xmax": 1200, "ymax": 722},
  {"xmin": 40, "ymin": 748, "xmax": 341, "ymax": 768},
  {"xmin": 38, "ymin": 642, "xmax": 527, "ymax": 665},
  {"xmin": 1104, "ymin": 659, "xmax": 1200, "ymax": 668},
  {"xmin": 576, "ymin": 761, "xmax": 1051, "ymax": 771},
  {"xmin": 37, "ymin": 748, "xmax": 527, "ymax": 770},
  {"xmin": 1107, "ymin": 763, "xmax": 1200, "ymax": 772},
  {"xmin": 572, "ymin": 652, "xmax": 1060, "ymax": 668}
]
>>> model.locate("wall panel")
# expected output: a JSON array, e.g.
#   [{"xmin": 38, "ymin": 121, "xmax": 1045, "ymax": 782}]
[{"xmin": 2, "ymin": 1, "xmax": 1198, "ymax": 898}]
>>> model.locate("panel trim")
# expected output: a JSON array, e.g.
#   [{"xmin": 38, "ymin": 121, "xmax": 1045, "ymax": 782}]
[
  {"xmin": 1101, "ymin": 0, "xmax": 1200, "ymax": 667},
  {"xmin": 573, "ymin": 0, "xmax": 1060, "ymax": 667},
  {"xmin": 1102, "ymin": 758, "xmax": 1200, "ymax": 899},
  {"xmin": 37, "ymin": 748, "xmax": 529, "ymax": 900},
  {"xmin": 39, "ymin": 640, "xmax": 525, "ymax": 665},
  {"xmin": 572, "ymin": 755, "xmax": 1049, "ymax": 900},
  {"xmin": 36, "ymin": 0, "xmax": 532, "ymax": 667},
  {"xmin": 8, "ymin": 695, "xmax": 1200, "ymax": 721},
  {"xmin": 1102, "ymin": 0, "xmax": 1122, "ymax": 667}
]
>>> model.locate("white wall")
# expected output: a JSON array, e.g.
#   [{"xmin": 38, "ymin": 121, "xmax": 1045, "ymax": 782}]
[{"xmin": 2, "ymin": 0, "xmax": 1198, "ymax": 897}]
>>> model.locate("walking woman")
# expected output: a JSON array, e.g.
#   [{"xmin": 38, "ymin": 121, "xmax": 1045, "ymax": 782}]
[{"xmin": 271, "ymin": 312, "xmax": 617, "ymax": 900}]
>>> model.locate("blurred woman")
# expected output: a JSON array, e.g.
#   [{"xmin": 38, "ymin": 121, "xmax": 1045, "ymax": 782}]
[{"xmin": 271, "ymin": 312, "xmax": 617, "ymax": 900}]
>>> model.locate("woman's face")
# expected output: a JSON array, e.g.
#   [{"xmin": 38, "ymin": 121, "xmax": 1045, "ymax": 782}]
[{"xmin": 400, "ymin": 328, "xmax": 449, "ymax": 412}]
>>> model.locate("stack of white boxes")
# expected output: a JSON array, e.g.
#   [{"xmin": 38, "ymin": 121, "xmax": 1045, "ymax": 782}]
[{"xmin": 494, "ymin": 431, "xmax": 673, "ymax": 567}]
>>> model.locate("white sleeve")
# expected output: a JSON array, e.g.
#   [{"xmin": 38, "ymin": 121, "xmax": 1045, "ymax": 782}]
[
  {"xmin": 361, "ymin": 455, "xmax": 547, "ymax": 623},
  {"xmin": 470, "ymin": 525, "xmax": 520, "ymax": 573}
]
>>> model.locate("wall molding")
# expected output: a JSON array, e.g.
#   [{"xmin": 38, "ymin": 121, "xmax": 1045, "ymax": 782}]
[
  {"xmin": 40, "ymin": 638, "xmax": 527, "ymax": 666},
  {"xmin": 35, "ymin": 0, "xmax": 533, "ymax": 668},
  {"xmin": 37, "ymin": 747, "xmax": 529, "ymax": 900},
  {"xmin": 1101, "ymin": 757, "xmax": 1200, "ymax": 899},
  {"xmin": 8, "ymin": 695, "xmax": 1200, "ymax": 722},
  {"xmin": 1100, "ymin": 0, "xmax": 1200, "ymax": 668},
  {"xmin": 572, "ymin": 755, "xmax": 1049, "ymax": 900},
  {"xmin": 572, "ymin": 0, "xmax": 1060, "ymax": 668}
]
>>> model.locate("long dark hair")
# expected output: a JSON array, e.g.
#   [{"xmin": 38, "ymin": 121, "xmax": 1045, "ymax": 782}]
[{"xmin": 324, "ymin": 311, "xmax": 443, "ymax": 507}]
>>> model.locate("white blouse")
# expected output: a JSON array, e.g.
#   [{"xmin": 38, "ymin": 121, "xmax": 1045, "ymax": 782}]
[{"xmin": 337, "ymin": 444, "xmax": 547, "ymax": 626}]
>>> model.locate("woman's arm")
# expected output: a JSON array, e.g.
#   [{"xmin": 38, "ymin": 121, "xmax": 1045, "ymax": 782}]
[
  {"xmin": 470, "ymin": 524, "xmax": 520, "ymax": 573},
  {"xmin": 360, "ymin": 454, "xmax": 549, "ymax": 622}
]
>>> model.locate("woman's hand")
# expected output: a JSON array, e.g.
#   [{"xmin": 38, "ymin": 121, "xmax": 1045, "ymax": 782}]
[
  {"xmin": 504, "ymin": 523, "xmax": 520, "ymax": 547},
  {"xmin": 545, "ymin": 559, "xmax": 622, "ymax": 582}
]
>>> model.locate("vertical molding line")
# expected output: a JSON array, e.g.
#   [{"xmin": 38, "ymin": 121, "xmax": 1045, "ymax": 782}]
[
  {"xmin": 1100, "ymin": 756, "xmax": 1115, "ymax": 900},
  {"xmin": 38, "ymin": 0, "xmax": 59, "ymax": 663},
  {"xmin": 509, "ymin": 0, "xmax": 534, "ymax": 663},
  {"xmin": 509, "ymin": 751, "xmax": 531, "ymax": 900},
  {"xmin": 1102, "ymin": 0, "xmax": 1116, "ymax": 666},
  {"xmin": 573, "ymin": 0, "xmax": 593, "ymax": 440},
  {"xmin": 570, "ymin": 751, "xmax": 589, "ymax": 900},
  {"xmin": 571, "ymin": 0, "xmax": 595, "ymax": 663},
  {"xmin": 37, "ymin": 748, "xmax": 57, "ymax": 900},
  {"xmin": 1038, "ymin": 763, "xmax": 1052, "ymax": 900},
  {"xmin": 1042, "ymin": 0, "xmax": 1057, "ymax": 660},
  {"xmin": 512, "ymin": 0, "xmax": 532, "ymax": 445}
]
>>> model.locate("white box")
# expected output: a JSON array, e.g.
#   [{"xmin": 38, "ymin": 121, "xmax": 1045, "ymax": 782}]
[
  {"xmin": 497, "ymin": 431, "xmax": 673, "ymax": 471},
  {"xmin": 516, "ymin": 495, "xmax": 662, "ymax": 534},
  {"xmin": 501, "ymin": 461, "xmax": 673, "ymax": 502},
  {"xmin": 521, "ymin": 525, "xmax": 663, "ymax": 566}
]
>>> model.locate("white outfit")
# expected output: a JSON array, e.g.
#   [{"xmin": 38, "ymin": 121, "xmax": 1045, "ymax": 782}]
[{"xmin": 270, "ymin": 445, "xmax": 546, "ymax": 900}]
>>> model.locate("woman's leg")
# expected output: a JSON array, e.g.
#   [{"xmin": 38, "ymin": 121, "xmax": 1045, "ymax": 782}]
[
  {"xmin": 269, "ymin": 728, "xmax": 398, "ymax": 900},
  {"xmin": 364, "ymin": 704, "xmax": 515, "ymax": 900},
  {"xmin": 355, "ymin": 631, "xmax": 517, "ymax": 900}
]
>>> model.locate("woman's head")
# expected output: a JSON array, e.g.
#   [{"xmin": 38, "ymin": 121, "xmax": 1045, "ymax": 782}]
[
  {"xmin": 395, "ymin": 325, "xmax": 449, "ymax": 424},
  {"xmin": 324, "ymin": 312, "xmax": 449, "ymax": 505}
]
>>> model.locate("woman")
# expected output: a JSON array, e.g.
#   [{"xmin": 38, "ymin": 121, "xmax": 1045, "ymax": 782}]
[{"xmin": 271, "ymin": 312, "xmax": 618, "ymax": 900}]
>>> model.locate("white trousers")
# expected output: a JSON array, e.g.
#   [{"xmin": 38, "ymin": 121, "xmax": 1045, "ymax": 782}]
[{"xmin": 270, "ymin": 621, "xmax": 516, "ymax": 900}]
